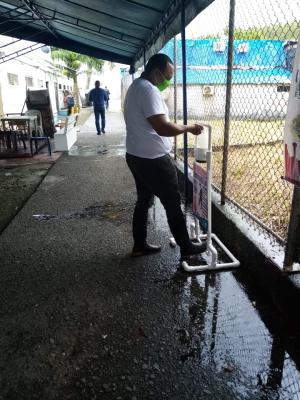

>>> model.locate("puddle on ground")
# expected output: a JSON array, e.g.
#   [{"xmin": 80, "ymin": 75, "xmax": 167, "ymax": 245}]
[
  {"xmin": 170, "ymin": 270, "xmax": 300, "ymax": 399},
  {"xmin": 150, "ymin": 198, "xmax": 300, "ymax": 399},
  {"xmin": 33, "ymin": 202, "xmax": 125, "ymax": 222},
  {"xmin": 68, "ymin": 145, "xmax": 126, "ymax": 157},
  {"xmin": 0, "ymin": 164, "xmax": 51, "ymax": 189}
]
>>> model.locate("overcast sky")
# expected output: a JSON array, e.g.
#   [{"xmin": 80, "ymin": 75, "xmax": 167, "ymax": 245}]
[{"xmin": 185, "ymin": 0, "xmax": 299, "ymax": 38}]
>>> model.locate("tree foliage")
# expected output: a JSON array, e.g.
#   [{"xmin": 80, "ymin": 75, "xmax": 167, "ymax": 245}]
[
  {"xmin": 196, "ymin": 21, "xmax": 300, "ymax": 41},
  {"xmin": 50, "ymin": 48, "xmax": 105, "ymax": 83},
  {"xmin": 228, "ymin": 21, "xmax": 300, "ymax": 41}
]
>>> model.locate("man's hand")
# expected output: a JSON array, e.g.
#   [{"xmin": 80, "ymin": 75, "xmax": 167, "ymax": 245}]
[
  {"xmin": 147, "ymin": 114, "xmax": 204, "ymax": 137},
  {"xmin": 188, "ymin": 123, "xmax": 204, "ymax": 136}
]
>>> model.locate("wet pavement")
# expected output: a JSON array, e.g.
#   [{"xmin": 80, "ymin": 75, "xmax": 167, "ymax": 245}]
[
  {"xmin": 0, "ymin": 163, "xmax": 53, "ymax": 234},
  {"xmin": 0, "ymin": 110, "xmax": 300, "ymax": 400}
]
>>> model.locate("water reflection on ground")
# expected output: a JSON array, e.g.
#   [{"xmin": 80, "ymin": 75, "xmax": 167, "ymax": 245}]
[{"xmin": 153, "ymin": 198, "xmax": 300, "ymax": 400}]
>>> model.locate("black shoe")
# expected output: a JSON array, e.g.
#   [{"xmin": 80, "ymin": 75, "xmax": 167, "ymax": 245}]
[
  {"xmin": 132, "ymin": 243, "xmax": 161, "ymax": 257},
  {"xmin": 102, "ymin": 129, "xmax": 105, "ymax": 134},
  {"xmin": 97, "ymin": 132, "xmax": 101, "ymax": 135},
  {"xmin": 181, "ymin": 241, "xmax": 206, "ymax": 259}
]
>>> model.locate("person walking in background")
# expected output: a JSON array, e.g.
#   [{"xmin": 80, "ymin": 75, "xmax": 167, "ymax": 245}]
[
  {"xmin": 64, "ymin": 91, "xmax": 74, "ymax": 115},
  {"xmin": 124, "ymin": 53, "xmax": 206, "ymax": 258},
  {"xmin": 104, "ymin": 86, "xmax": 110, "ymax": 109},
  {"xmin": 89, "ymin": 81, "xmax": 108, "ymax": 134}
]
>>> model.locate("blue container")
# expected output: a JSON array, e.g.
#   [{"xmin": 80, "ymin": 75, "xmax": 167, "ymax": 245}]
[{"xmin": 58, "ymin": 110, "xmax": 68, "ymax": 116}]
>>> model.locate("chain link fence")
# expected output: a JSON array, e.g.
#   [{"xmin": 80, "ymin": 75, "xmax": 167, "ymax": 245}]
[
  {"xmin": 121, "ymin": 0, "xmax": 299, "ymax": 245},
  {"xmin": 160, "ymin": 0, "xmax": 299, "ymax": 245}
]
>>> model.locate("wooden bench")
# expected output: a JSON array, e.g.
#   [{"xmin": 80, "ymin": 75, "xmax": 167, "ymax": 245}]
[{"xmin": 54, "ymin": 113, "xmax": 79, "ymax": 151}]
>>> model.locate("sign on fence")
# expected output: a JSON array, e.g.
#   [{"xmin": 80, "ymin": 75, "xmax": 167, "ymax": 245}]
[
  {"xmin": 284, "ymin": 36, "xmax": 300, "ymax": 187},
  {"xmin": 193, "ymin": 162, "xmax": 208, "ymax": 230}
]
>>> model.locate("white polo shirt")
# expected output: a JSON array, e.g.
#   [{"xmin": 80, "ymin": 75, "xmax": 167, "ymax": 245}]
[{"xmin": 124, "ymin": 77, "xmax": 173, "ymax": 159}]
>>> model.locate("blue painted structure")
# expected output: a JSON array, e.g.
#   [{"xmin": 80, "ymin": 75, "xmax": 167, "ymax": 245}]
[{"xmin": 160, "ymin": 39, "xmax": 293, "ymax": 84}]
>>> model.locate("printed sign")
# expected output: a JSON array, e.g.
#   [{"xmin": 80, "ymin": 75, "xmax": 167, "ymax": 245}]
[
  {"xmin": 193, "ymin": 162, "xmax": 208, "ymax": 230},
  {"xmin": 284, "ymin": 36, "xmax": 300, "ymax": 187}
]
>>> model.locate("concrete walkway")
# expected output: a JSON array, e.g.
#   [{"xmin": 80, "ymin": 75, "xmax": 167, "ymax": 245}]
[{"xmin": 1, "ymin": 110, "xmax": 300, "ymax": 400}]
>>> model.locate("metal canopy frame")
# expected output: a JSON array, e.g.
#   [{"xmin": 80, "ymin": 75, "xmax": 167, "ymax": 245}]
[{"xmin": 0, "ymin": 0, "xmax": 214, "ymax": 67}]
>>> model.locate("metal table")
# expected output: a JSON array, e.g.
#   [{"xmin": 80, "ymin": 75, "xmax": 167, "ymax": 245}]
[{"xmin": 0, "ymin": 115, "xmax": 38, "ymax": 150}]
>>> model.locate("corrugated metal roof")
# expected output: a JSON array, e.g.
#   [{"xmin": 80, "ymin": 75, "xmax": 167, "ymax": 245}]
[{"xmin": 0, "ymin": 0, "xmax": 213, "ymax": 70}]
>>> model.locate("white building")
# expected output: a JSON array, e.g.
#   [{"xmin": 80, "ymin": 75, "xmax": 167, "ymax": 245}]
[{"xmin": 0, "ymin": 36, "xmax": 74, "ymax": 122}]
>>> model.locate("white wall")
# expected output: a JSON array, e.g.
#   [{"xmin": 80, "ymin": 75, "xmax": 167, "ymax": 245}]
[
  {"xmin": 0, "ymin": 59, "xmax": 46, "ymax": 114},
  {"xmin": 163, "ymin": 84, "xmax": 290, "ymax": 120},
  {"xmin": 0, "ymin": 36, "xmax": 73, "ymax": 120}
]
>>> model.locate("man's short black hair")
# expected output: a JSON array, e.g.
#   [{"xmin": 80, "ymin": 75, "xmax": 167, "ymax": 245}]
[
  {"xmin": 145, "ymin": 54, "xmax": 173, "ymax": 73},
  {"xmin": 95, "ymin": 80, "xmax": 100, "ymax": 87}
]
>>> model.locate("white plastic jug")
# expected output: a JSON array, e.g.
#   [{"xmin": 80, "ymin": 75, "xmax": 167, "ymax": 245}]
[{"xmin": 194, "ymin": 128, "xmax": 208, "ymax": 162}]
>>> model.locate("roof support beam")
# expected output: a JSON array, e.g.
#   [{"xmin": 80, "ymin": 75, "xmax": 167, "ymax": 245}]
[
  {"xmin": 0, "ymin": 14, "xmax": 133, "ymax": 64},
  {"xmin": 0, "ymin": 29, "xmax": 48, "ymax": 49},
  {"xmin": 0, "ymin": 19, "xmax": 36, "ymax": 35},
  {"xmin": 58, "ymin": 0, "xmax": 152, "ymax": 31},
  {"xmin": 121, "ymin": 0, "xmax": 163, "ymax": 14},
  {"xmin": 0, "ymin": 3, "xmax": 28, "ymax": 18},
  {"xmin": 53, "ymin": 17, "xmax": 141, "ymax": 49},
  {"xmin": 55, "ymin": 28, "xmax": 136, "ymax": 55},
  {"xmin": 37, "ymin": 3, "xmax": 144, "ymax": 44},
  {"xmin": 20, "ymin": 0, "xmax": 58, "ymax": 38},
  {"xmin": 0, "ymin": 43, "xmax": 44, "ymax": 64}
]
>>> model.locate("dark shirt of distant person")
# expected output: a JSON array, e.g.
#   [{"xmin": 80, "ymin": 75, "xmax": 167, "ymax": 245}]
[{"xmin": 89, "ymin": 81, "xmax": 108, "ymax": 135}]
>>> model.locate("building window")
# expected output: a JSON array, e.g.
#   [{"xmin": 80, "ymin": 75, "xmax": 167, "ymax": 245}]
[
  {"xmin": 67, "ymin": 86, "xmax": 69, "ymax": 90},
  {"xmin": 7, "ymin": 73, "xmax": 19, "ymax": 85},
  {"xmin": 277, "ymin": 85, "xmax": 290, "ymax": 92},
  {"xmin": 63, "ymin": 85, "xmax": 66, "ymax": 90},
  {"xmin": 25, "ymin": 76, "xmax": 34, "ymax": 87},
  {"xmin": 59, "ymin": 84, "xmax": 62, "ymax": 89},
  {"xmin": 37, "ymin": 79, "xmax": 43, "ymax": 88}
]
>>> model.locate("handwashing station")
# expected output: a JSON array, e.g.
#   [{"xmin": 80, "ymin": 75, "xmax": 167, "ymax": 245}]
[{"xmin": 170, "ymin": 123, "xmax": 240, "ymax": 272}]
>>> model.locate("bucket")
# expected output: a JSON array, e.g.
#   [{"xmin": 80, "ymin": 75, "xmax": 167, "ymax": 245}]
[{"xmin": 194, "ymin": 129, "xmax": 208, "ymax": 162}]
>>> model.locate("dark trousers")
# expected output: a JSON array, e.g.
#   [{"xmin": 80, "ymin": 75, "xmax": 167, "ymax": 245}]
[
  {"xmin": 126, "ymin": 153, "xmax": 191, "ymax": 249},
  {"xmin": 94, "ymin": 105, "xmax": 105, "ymax": 134}
]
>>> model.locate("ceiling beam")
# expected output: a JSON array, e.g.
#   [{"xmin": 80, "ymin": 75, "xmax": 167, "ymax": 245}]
[
  {"xmin": 36, "ymin": 4, "xmax": 143, "ymax": 45},
  {"xmin": 0, "ymin": 19, "xmax": 133, "ymax": 64},
  {"xmin": 55, "ymin": 28, "xmax": 136, "ymax": 56},
  {"xmin": 58, "ymin": 0, "xmax": 152, "ymax": 31},
  {"xmin": 121, "ymin": 0, "xmax": 163, "ymax": 14},
  {"xmin": 0, "ymin": 3, "xmax": 28, "ymax": 18},
  {"xmin": 0, "ymin": 43, "xmax": 44, "ymax": 64},
  {"xmin": 20, "ymin": 0, "xmax": 58, "ymax": 38},
  {"xmin": 52, "ymin": 17, "xmax": 141, "ymax": 49}
]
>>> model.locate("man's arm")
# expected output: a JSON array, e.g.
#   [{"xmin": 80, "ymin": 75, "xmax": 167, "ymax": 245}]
[
  {"xmin": 147, "ymin": 114, "xmax": 203, "ymax": 137},
  {"xmin": 88, "ymin": 91, "xmax": 93, "ymax": 102}
]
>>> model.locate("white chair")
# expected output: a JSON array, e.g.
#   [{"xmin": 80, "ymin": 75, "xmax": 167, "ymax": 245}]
[{"xmin": 25, "ymin": 110, "xmax": 44, "ymax": 137}]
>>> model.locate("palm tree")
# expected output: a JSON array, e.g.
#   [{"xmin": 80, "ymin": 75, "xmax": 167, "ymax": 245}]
[
  {"xmin": 50, "ymin": 48, "xmax": 105, "ymax": 109},
  {"xmin": 84, "ymin": 56, "xmax": 106, "ymax": 92}
]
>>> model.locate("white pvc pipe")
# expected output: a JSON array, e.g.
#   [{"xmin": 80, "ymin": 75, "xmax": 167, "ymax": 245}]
[
  {"xmin": 182, "ymin": 233, "xmax": 240, "ymax": 272},
  {"xmin": 182, "ymin": 122, "xmax": 240, "ymax": 272}
]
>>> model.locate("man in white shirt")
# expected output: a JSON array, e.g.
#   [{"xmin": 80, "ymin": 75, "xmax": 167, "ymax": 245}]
[{"xmin": 124, "ymin": 53, "xmax": 206, "ymax": 258}]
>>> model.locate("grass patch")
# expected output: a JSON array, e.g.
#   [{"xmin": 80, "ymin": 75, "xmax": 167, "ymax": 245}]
[{"xmin": 174, "ymin": 119, "xmax": 292, "ymax": 242}]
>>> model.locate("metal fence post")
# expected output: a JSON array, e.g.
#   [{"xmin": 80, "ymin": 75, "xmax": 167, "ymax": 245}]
[
  {"xmin": 181, "ymin": 0, "xmax": 188, "ymax": 198},
  {"xmin": 284, "ymin": 186, "xmax": 300, "ymax": 269},
  {"xmin": 221, "ymin": 0, "xmax": 235, "ymax": 205},
  {"xmin": 174, "ymin": 36, "xmax": 177, "ymax": 160}
]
